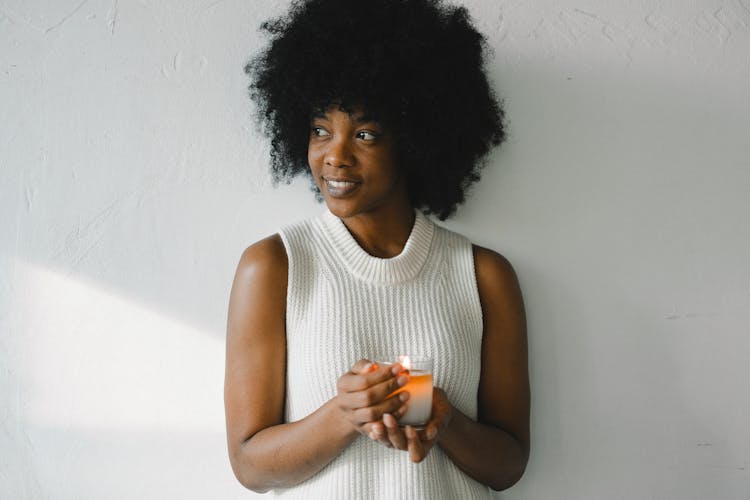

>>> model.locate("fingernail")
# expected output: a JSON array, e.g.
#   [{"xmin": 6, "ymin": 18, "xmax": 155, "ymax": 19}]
[
  {"xmin": 399, "ymin": 391, "xmax": 410, "ymax": 402},
  {"xmin": 391, "ymin": 364, "xmax": 401, "ymax": 375},
  {"xmin": 363, "ymin": 362, "xmax": 373, "ymax": 372},
  {"xmin": 397, "ymin": 375, "xmax": 409, "ymax": 386},
  {"xmin": 427, "ymin": 428, "xmax": 437, "ymax": 440},
  {"xmin": 383, "ymin": 413, "xmax": 393, "ymax": 427}
]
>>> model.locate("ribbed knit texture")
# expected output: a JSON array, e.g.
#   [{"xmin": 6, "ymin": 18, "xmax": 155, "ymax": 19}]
[{"xmin": 275, "ymin": 209, "xmax": 489, "ymax": 499}]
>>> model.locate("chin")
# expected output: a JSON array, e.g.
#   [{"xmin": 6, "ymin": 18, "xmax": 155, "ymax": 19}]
[
  {"xmin": 324, "ymin": 201, "xmax": 358, "ymax": 220},
  {"xmin": 323, "ymin": 198, "xmax": 373, "ymax": 220}
]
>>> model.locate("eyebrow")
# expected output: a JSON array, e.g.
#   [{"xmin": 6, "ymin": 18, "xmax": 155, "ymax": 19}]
[
  {"xmin": 354, "ymin": 112, "xmax": 378, "ymax": 124},
  {"xmin": 310, "ymin": 110, "xmax": 380, "ymax": 125}
]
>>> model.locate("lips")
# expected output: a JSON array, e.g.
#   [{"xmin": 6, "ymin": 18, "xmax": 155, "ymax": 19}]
[{"xmin": 322, "ymin": 176, "xmax": 361, "ymax": 197}]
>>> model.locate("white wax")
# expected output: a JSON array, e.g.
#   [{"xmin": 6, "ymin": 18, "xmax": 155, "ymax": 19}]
[{"xmin": 398, "ymin": 371, "xmax": 433, "ymax": 426}]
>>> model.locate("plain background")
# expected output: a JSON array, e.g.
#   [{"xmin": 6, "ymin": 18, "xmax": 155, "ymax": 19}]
[{"xmin": 2, "ymin": 0, "xmax": 749, "ymax": 498}]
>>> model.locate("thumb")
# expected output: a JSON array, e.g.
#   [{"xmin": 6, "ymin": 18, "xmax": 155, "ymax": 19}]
[{"xmin": 351, "ymin": 358, "xmax": 377, "ymax": 374}]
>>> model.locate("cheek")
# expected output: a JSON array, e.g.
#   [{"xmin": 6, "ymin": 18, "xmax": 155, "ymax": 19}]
[
  {"xmin": 376, "ymin": 154, "xmax": 401, "ymax": 183},
  {"xmin": 307, "ymin": 144, "xmax": 322, "ymax": 170}
]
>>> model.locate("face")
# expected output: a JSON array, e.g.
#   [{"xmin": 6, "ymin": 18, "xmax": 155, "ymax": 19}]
[{"xmin": 308, "ymin": 106, "xmax": 409, "ymax": 220}]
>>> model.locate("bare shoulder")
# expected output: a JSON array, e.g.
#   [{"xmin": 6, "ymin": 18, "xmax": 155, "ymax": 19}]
[
  {"xmin": 235, "ymin": 233, "xmax": 288, "ymax": 283},
  {"xmin": 471, "ymin": 244, "xmax": 526, "ymax": 349},
  {"xmin": 227, "ymin": 233, "xmax": 288, "ymax": 344},
  {"xmin": 472, "ymin": 245, "xmax": 522, "ymax": 300}
]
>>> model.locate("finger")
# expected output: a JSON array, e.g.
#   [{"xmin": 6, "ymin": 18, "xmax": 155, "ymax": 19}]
[
  {"xmin": 362, "ymin": 362, "xmax": 406, "ymax": 386},
  {"xmin": 424, "ymin": 422, "xmax": 438, "ymax": 442},
  {"xmin": 367, "ymin": 421, "xmax": 393, "ymax": 448},
  {"xmin": 350, "ymin": 359, "xmax": 377, "ymax": 374},
  {"xmin": 394, "ymin": 392, "xmax": 412, "ymax": 419},
  {"xmin": 361, "ymin": 421, "xmax": 376, "ymax": 440},
  {"xmin": 424, "ymin": 407, "xmax": 447, "ymax": 437},
  {"xmin": 368, "ymin": 420, "xmax": 382, "ymax": 437},
  {"xmin": 351, "ymin": 390, "xmax": 409, "ymax": 423},
  {"xmin": 406, "ymin": 425, "xmax": 427, "ymax": 463},
  {"xmin": 339, "ymin": 363, "xmax": 404, "ymax": 394},
  {"xmin": 383, "ymin": 413, "xmax": 408, "ymax": 450},
  {"xmin": 359, "ymin": 372, "xmax": 409, "ymax": 407},
  {"xmin": 362, "ymin": 421, "xmax": 381, "ymax": 441}
]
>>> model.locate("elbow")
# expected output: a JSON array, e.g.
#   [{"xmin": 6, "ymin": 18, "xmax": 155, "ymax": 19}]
[
  {"xmin": 488, "ymin": 461, "xmax": 527, "ymax": 491},
  {"xmin": 241, "ymin": 480, "xmax": 272, "ymax": 494},
  {"xmin": 489, "ymin": 441, "xmax": 529, "ymax": 491},
  {"xmin": 231, "ymin": 462, "xmax": 273, "ymax": 494},
  {"xmin": 233, "ymin": 469, "xmax": 271, "ymax": 494},
  {"xmin": 229, "ymin": 443, "xmax": 273, "ymax": 493},
  {"xmin": 230, "ymin": 459, "xmax": 267, "ymax": 493}
]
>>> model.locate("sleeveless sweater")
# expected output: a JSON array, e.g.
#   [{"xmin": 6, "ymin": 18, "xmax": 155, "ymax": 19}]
[{"xmin": 276, "ymin": 209, "xmax": 490, "ymax": 499}]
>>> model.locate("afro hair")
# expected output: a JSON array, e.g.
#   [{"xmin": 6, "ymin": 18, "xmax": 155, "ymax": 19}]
[{"xmin": 245, "ymin": 0, "xmax": 506, "ymax": 220}]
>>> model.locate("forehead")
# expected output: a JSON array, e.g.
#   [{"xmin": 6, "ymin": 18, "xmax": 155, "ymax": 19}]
[{"xmin": 312, "ymin": 103, "xmax": 378, "ymax": 124}]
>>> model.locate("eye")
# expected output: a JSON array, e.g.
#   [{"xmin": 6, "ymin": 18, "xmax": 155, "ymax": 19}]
[
  {"xmin": 311, "ymin": 127, "xmax": 330, "ymax": 137},
  {"xmin": 356, "ymin": 130, "xmax": 378, "ymax": 141}
]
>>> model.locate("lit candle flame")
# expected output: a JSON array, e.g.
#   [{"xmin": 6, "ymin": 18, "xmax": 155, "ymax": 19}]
[{"xmin": 399, "ymin": 355, "xmax": 411, "ymax": 370}]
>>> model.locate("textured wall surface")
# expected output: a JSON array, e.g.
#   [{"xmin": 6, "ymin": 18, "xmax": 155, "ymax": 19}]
[{"xmin": 2, "ymin": 0, "xmax": 749, "ymax": 498}]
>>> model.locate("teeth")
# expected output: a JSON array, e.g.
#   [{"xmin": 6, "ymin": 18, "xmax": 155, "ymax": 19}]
[{"xmin": 327, "ymin": 180, "xmax": 356, "ymax": 188}]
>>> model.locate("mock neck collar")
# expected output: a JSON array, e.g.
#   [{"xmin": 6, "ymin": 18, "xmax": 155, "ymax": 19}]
[{"xmin": 320, "ymin": 209, "xmax": 435, "ymax": 284}]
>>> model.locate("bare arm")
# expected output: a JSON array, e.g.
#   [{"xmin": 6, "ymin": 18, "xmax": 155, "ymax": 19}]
[
  {"xmin": 224, "ymin": 235, "xmax": 408, "ymax": 492},
  {"xmin": 437, "ymin": 245, "xmax": 530, "ymax": 490}
]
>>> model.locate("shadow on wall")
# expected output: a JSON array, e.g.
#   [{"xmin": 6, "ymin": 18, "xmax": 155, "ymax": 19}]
[{"xmin": 0, "ymin": 262, "xmax": 253, "ymax": 499}]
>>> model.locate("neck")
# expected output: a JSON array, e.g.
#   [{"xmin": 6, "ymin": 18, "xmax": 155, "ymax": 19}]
[{"xmin": 338, "ymin": 203, "xmax": 416, "ymax": 258}]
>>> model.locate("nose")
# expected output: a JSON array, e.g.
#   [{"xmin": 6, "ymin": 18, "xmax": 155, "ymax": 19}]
[{"xmin": 324, "ymin": 136, "xmax": 354, "ymax": 168}]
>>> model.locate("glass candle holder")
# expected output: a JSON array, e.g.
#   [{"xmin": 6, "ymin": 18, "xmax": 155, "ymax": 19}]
[{"xmin": 382, "ymin": 355, "xmax": 433, "ymax": 428}]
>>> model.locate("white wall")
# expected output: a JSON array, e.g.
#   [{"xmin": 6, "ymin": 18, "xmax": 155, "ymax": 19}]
[{"xmin": 1, "ymin": 1, "xmax": 749, "ymax": 498}]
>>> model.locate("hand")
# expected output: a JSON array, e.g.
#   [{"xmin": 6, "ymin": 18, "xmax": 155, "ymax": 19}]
[
  {"xmin": 335, "ymin": 359, "xmax": 410, "ymax": 437},
  {"xmin": 369, "ymin": 387, "xmax": 453, "ymax": 463}
]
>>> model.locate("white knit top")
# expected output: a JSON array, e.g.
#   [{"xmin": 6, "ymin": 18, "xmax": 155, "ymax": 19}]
[{"xmin": 275, "ymin": 209, "xmax": 490, "ymax": 499}]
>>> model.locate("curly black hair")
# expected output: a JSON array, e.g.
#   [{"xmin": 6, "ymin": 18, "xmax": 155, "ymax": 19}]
[{"xmin": 245, "ymin": 0, "xmax": 505, "ymax": 220}]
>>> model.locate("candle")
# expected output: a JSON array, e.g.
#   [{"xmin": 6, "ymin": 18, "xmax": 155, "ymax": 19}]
[{"xmin": 390, "ymin": 356, "xmax": 433, "ymax": 427}]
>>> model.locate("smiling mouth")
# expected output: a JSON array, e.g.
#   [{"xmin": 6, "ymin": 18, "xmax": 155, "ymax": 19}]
[{"xmin": 323, "ymin": 177, "xmax": 361, "ymax": 197}]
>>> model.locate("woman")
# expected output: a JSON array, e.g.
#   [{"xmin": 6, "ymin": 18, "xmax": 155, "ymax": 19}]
[{"xmin": 224, "ymin": 0, "xmax": 529, "ymax": 497}]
